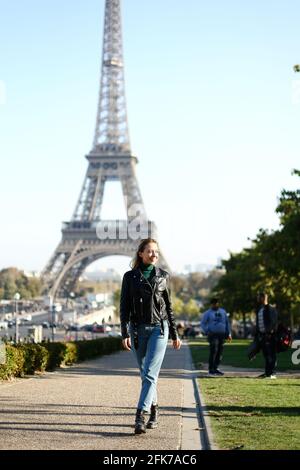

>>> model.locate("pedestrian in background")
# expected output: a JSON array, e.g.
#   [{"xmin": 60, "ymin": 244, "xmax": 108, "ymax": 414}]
[
  {"xmin": 255, "ymin": 292, "xmax": 278, "ymax": 379},
  {"xmin": 176, "ymin": 322, "xmax": 185, "ymax": 340},
  {"xmin": 200, "ymin": 298, "xmax": 232, "ymax": 376},
  {"xmin": 120, "ymin": 238, "xmax": 181, "ymax": 434}
]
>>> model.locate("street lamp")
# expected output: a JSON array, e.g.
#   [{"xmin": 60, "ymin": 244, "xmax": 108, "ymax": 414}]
[
  {"xmin": 69, "ymin": 291, "xmax": 75, "ymax": 309},
  {"xmin": 51, "ymin": 304, "xmax": 56, "ymax": 342},
  {"xmin": 14, "ymin": 292, "xmax": 21, "ymax": 343},
  {"xmin": 69, "ymin": 293, "xmax": 78, "ymax": 340}
]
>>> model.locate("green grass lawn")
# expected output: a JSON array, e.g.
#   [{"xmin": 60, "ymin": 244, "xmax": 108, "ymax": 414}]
[
  {"xmin": 189, "ymin": 338, "xmax": 300, "ymax": 371},
  {"xmin": 198, "ymin": 377, "xmax": 300, "ymax": 450},
  {"xmin": 189, "ymin": 339, "xmax": 300, "ymax": 449}
]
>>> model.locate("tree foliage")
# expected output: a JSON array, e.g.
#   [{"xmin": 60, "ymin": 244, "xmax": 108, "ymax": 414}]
[
  {"xmin": 213, "ymin": 170, "xmax": 300, "ymax": 327},
  {"xmin": 0, "ymin": 268, "xmax": 43, "ymax": 300}
]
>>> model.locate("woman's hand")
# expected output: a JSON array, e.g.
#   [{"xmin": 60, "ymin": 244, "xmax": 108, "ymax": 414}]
[
  {"xmin": 122, "ymin": 338, "xmax": 132, "ymax": 351},
  {"xmin": 173, "ymin": 338, "xmax": 181, "ymax": 350}
]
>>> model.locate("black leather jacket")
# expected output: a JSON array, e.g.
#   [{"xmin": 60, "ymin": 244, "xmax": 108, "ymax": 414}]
[
  {"xmin": 255, "ymin": 304, "xmax": 278, "ymax": 335},
  {"xmin": 120, "ymin": 266, "xmax": 178, "ymax": 340}
]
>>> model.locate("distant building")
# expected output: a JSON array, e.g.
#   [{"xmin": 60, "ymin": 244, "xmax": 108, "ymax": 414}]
[
  {"xmin": 23, "ymin": 270, "xmax": 40, "ymax": 278},
  {"xmin": 83, "ymin": 268, "xmax": 121, "ymax": 282},
  {"xmin": 182, "ymin": 263, "xmax": 215, "ymax": 274}
]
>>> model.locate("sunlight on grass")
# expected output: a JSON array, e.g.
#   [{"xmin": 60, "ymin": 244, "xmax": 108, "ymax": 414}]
[{"xmin": 199, "ymin": 377, "xmax": 300, "ymax": 450}]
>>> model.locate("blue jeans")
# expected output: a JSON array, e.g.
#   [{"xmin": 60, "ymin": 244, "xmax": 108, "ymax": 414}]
[{"xmin": 130, "ymin": 321, "xmax": 169, "ymax": 412}]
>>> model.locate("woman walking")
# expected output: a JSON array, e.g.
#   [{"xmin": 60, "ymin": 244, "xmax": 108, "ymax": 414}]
[{"xmin": 120, "ymin": 238, "xmax": 181, "ymax": 434}]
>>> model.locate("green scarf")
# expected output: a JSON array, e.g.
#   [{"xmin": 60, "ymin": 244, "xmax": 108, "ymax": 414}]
[{"xmin": 140, "ymin": 263, "xmax": 155, "ymax": 280}]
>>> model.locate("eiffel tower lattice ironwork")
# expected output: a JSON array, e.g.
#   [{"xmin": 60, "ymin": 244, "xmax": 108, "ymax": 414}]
[{"xmin": 42, "ymin": 0, "xmax": 169, "ymax": 299}]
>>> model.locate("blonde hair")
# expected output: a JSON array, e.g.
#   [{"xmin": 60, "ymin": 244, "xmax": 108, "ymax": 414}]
[{"xmin": 131, "ymin": 238, "xmax": 159, "ymax": 269}]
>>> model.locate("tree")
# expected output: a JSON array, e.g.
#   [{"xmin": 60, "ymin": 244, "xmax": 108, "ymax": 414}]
[
  {"xmin": 213, "ymin": 249, "xmax": 260, "ymax": 337},
  {"xmin": 0, "ymin": 268, "xmax": 43, "ymax": 300},
  {"xmin": 182, "ymin": 299, "xmax": 199, "ymax": 320},
  {"xmin": 213, "ymin": 169, "xmax": 300, "ymax": 329},
  {"xmin": 172, "ymin": 297, "xmax": 185, "ymax": 317},
  {"xmin": 113, "ymin": 289, "xmax": 121, "ymax": 317}
]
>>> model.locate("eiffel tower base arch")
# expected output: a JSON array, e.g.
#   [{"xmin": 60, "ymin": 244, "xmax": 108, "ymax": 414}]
[{"xmin": 42, "ymin": 221, "xmax": 169, "ymax": 300}]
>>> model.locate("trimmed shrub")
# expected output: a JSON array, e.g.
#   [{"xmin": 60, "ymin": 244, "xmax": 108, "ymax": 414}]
[
  {"xmin": 76, "ymin": 337, "xmax": 122, "ymax": 361},
  {"xmin": 63, "ymin": 342, "xmax": 79, "ymax": 365},
  {"xmin": 0, "ymin": 344, "xmax": 25, "ymax": 380},
  {"xmin": 0, "ymin": 337, "xmax": 122, "ymax": 380},
  {"xmin": 43, "ymin": 342, "xmax": 68, "ymax": 371},
  {"xmin": 21, "ymin": 344, "xmax": 49, "ymax": 375}
]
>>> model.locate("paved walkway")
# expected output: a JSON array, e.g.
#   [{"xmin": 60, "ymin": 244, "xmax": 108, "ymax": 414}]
[{"xmin": 0, "ymin": 343, "xmax": 204, "ymax": 451}]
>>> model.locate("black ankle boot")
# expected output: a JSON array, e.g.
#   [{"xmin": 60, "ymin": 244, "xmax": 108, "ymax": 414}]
[
  {"xmin": 146, "ymin": 404, "xmax": 159, "ymax": 429},
  {"xmin": 134, "ymin": 408, "xmax": 146, "ymax": 434}
]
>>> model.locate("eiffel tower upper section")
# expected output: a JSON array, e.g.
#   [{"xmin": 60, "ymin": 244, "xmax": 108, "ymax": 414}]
[
  {"xmin": 71, "ymin": 0, "xmax": 147, "ymax": 224},
  {"xmin": 92, "ymin": 0, "xmax": 131, "ymax": 156}
]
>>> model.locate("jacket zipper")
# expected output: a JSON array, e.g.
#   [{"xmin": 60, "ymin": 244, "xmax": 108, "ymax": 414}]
[
  {"xmin": 132, "ymin": 298, "xmax": 136, "ymax": 317},
  {"xmin": 140, "ymin": 297, "xmax": 143, "ymax": 320},
  {"xmin": 139, "ymin": 271, "xmax": 163, "ymax": 324}
]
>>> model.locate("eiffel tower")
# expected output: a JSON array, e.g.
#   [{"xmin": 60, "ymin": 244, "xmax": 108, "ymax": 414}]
[{"xmin": 42, "ymin": 0, "xmax": 169, "ymax": 299}]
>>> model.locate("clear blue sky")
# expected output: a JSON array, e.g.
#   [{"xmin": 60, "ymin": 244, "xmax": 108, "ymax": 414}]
[{"xmin": 0, "ymin": 0, "xmax": 300, "ymax": 275}]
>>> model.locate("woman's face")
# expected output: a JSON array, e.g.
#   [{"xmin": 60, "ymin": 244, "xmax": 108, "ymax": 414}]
[{"xmin": 139, "ymin": 242, "xmax": 159, "ymax": 265}]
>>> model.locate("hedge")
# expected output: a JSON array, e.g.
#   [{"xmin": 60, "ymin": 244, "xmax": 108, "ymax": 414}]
[{"xmin": 0, "ymin": 337, "xmax": 122, "ymax": 380}]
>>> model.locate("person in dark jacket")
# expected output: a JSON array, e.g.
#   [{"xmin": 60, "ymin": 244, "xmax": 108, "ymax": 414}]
[
  {"xmin": 256, "ymin": 292, "xmax": 278, "ymax": 379},
  {"xmin": 120, "ymin": 238, "xmax": 181, "ymax": 435}
]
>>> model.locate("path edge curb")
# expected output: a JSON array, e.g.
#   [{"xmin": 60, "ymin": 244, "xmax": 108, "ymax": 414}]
[{"xmin": 185, "ymin": 342, "xmax": 218, "ymax": 450}]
